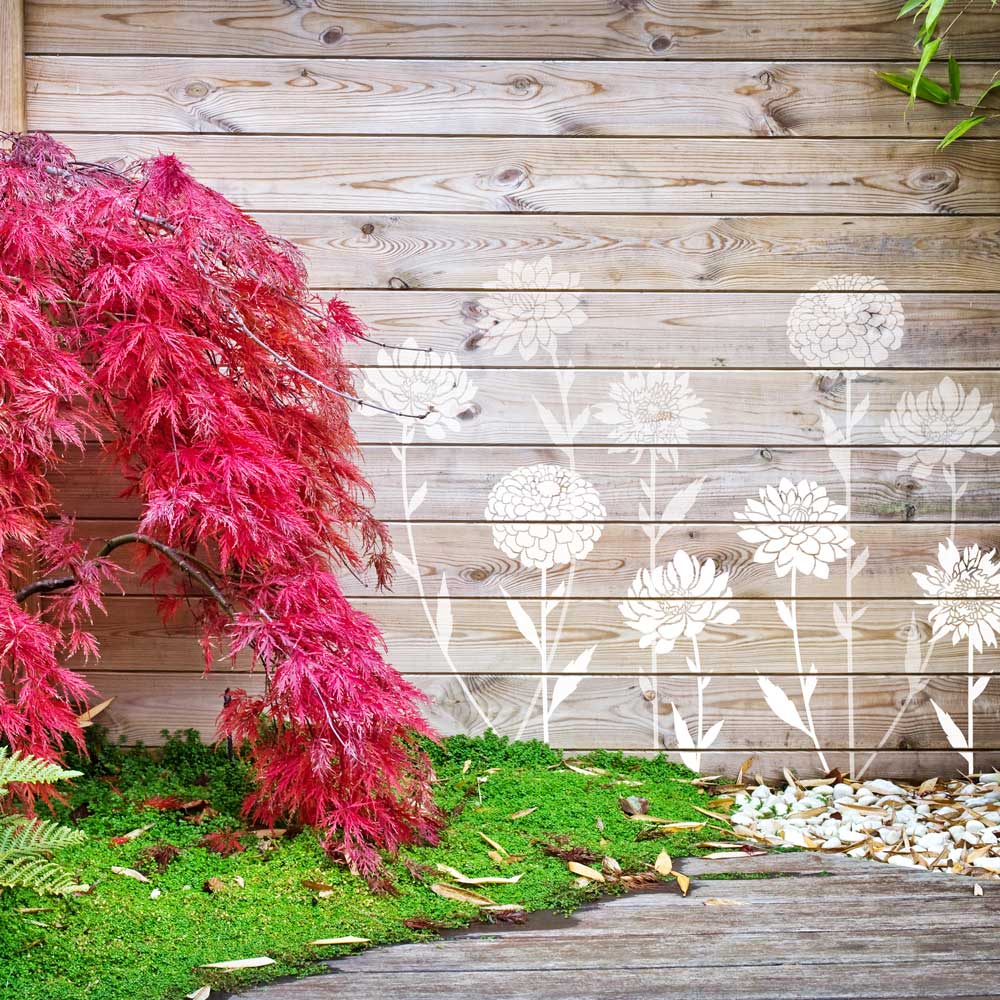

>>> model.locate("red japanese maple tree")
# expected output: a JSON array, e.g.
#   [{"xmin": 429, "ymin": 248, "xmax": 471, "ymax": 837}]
[{"xmin": 0, "ymin": 133, "xmax": 439, "ymax": 875}]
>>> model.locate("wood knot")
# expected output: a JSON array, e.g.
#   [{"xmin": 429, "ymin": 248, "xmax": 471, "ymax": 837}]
[
  {"xmin": 461, "ymin": 298, "xmax": 487, "ymax": 321},
  {"xmin": 909, "ymin": 165, "xmax": 959, "ymax": 196},
  {"xmin": 468, "ymin": 566, "xmax": 490, "ymax": 582},
  {"xmin": 184, "ymin": 81, "xmax": 210, "ymax": 99},
  {"xmin": 510, "ymin": 76, "xmax": 537, "ymax": 94},
  {"xmin": 757, "ymin": 69, "xmax": 774, "ymax": 88},
  {"xmin": 650, "ymin": 34, "xmax": 673, "ymax": 52},
  {"xmin": 457, "ymin": 403, "xmax": 481, "ymax": 421},
  {"xmin": 388, "ymin": 276, "xmax": 410, "ymax": 290},
  {"xmin": 759, "ymin": 448, "xmax": 773, "ymax": 462},
  {"xmin": 496, "ymin": 167, "xmax": 526, "ymax": 187},
  {"xmin": 360, "ymin": 222, "xmax": 375, "ymax": 235},
  {"xmin": 320, "ymin": 25, "xmax": 343, "ymax": 45}
]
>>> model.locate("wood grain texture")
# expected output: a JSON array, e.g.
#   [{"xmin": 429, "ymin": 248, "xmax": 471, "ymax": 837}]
[
  {"xmin": 23, "ymin": 1, "xmax": 1000, "ymax": 59},
  {"xmin": 77, "ymin": 669, "xmax": 1000, "ymax": 753},
  {"xmin": 53, "ymin": 445, "xmax": 1000, "ymax": 523},
  {"xmin": 27, "ymin": 58, "xmax": 1000, "ymax": 138},
  {"xmin": 347, "ymin": 369, "xmax": 1000, "ymax": 446},
  {"xmin": 72, "ymin": 519, "xmax": 1000, "ymax": 600},
  {"xmin": 0, "ymin": 0, "xmax": 24, "ymax": 132},
  {"xmin": 255, "ymin": 214, "xmax": 1000, "ymax": 291},
  {"xmin": 48, "ymin": 135, "xmax": 1000, "ymax": 214},
  {"xmin": 345, "ymin": 290, "xmax": 1000, "ymax": 368},
  {"xmin": 81, "ymin": 596, "xmax": 974, "ymax": 677},
  {"xmin": 243, "ymin": 855, "xmax": 1000, "ymax": 1000}
]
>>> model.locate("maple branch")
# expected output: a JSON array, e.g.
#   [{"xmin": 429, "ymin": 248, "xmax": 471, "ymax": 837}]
[{"xmin": 14, "ymin": 533, "xmax": 234, "ymax": 617}]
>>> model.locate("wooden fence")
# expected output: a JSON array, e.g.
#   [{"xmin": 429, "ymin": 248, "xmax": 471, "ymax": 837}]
[{"xmin": 8, "ymin": 0, "xmax": 1000, "ymax": 778}]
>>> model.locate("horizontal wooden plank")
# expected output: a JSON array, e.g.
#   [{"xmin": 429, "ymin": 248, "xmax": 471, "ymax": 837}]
[
  {"xmin": 24, "ymin": 1, "xmax": 1000, "ymax": 59},
  {"xmin": 344, "ymin": 290, "xmax": 1000, "ymax": 368},
  {"xmin": 73, "ymin": 519, "xmax": 1000, "ymax": 599},
  {"xmin": 27, "ymin": 59, "xmax": 1000, "ymax": 138},
  {"xmin": 80, "ymin": 596, "xmax": 980, "ymax": 677},
  {"xmin": 256, "ymin": 214, "xmax": 1000, "ymax": 291},
  {"xmin": 348, "ymin": 369, "xmax": 1000, "ymax": 446},
  {"xmin": 78, "ymin": 669, "xmax": 1000, "ymax": 753},
  {"xmin": 52, "ymin": 135, "xmax": 1000, "ymax": 214},
  {"xmin": 54, "ymin": 446, "xmax": 1000, "ymax": 523}
]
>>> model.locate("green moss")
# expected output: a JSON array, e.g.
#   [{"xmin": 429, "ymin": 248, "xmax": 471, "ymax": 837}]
[{"xmin": 0, "ymin": 731, "xmax": 725, "ymax": 1000}]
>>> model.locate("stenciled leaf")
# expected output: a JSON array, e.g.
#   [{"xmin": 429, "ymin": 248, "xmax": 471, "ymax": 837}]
[{"xmin": 757, "ymin": 677, "xmax": 811, "ymax": 737}]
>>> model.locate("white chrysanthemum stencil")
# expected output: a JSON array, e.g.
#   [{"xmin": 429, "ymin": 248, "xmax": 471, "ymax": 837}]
[
  {"xmin": 915, "ymin": 539, "xmax": 1000, "ymax": 652},
  {"xmin": 735, "ymin": 479, "xmax": 854, "ymax": 580},
  {"xmin": 361, "ymin": 339, "xmax": 476, "ymax": 440},
  {"xmin": 484, "ymin": 464, "xmax": 605, "ymax": 570},
  {"xmin": 620, "ymin": 552, "xmax": 739, "ymax": 655},
  {"xmin": 882, "ymin": 375, "xmax": 997, "ymax": 480},
  {"xmin": 474, "ymin": 256, "xmax": 587, "ymax": 360},
  {"xmin": 786, "ymin": 274, "xmax": 904, "ymax": 371},
  {"xmin": 595, "ymin": 371, "xmax": 709, "ymax": 465}
]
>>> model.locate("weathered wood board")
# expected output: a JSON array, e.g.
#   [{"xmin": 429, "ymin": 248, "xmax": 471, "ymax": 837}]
[{"xmin": 23, "ymin": 0, "xmax": 1000, "ymax": 777}]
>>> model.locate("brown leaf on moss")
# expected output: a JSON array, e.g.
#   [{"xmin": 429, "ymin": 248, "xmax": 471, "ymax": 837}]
[
  {"xmin": 198, "ymin": 831, "xmax": 246, "ymax": 857},
  {"xmin": 618, "ymin": 795, "xmax": 649, "ymax": 816},
  {"xmin": 137, "ymin": 843, "xmax": 181, "ymax": 873},
  {"xmin": 403, "ymin": 859, "xmax": 437, "ymax": 883},
  {"xmin": 202, "ymin": 877, "xmax": 227, "ymax": 894},
  {"xmin": 403, "ymin": 915, "xmax": 450, "ymax": 930},
  {"xmin": 535, "ymin": 836, "xmax": 600, "ymax": 863},
  {"xmin": 483, "ymin": 906, "xmax": 529, "ymax": 924}
]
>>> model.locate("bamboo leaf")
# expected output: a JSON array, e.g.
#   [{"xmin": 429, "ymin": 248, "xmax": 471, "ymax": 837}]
[
  {"xmin": 948, "ymin": 54, "xmax": 961, "ymax": 101},
  {"xmin": 938, "ymin": 115, "xmax": 988, "ymax": 149},
  {"xmin": 910, "ymin": 37, "xmax": 943, "ymax": 107}
]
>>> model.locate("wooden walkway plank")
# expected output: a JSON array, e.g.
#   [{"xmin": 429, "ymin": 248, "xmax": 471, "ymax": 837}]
[
  {"xmin": 240, "ymin": 853, "xmax": 1000, "ymax": 1000},
  {"xmin": 25, "ymin": 58, "xmax": 1000, "ymax": 138},
  {"xmin": 24, "ymin": 1, "xmax": 1000, "ymax": 59}
]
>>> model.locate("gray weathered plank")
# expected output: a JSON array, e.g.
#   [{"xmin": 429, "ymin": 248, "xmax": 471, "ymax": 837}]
[
  {"xmin": 77, "ymin": 669, "xmax": 1000, "ymax": 754},
  {"xmin": 75, "ymin": 596, "xmax": 970, "ymax": 678},
  {"xmin": 53, "ymin": 446, "xmax": 1000, "ymax": 523},
  {"xmin": 26, "ymin": 59, "xmax": 1000, "ymax": 138},
  {"xmin": 343, "ymin": 290, "xmax": 1000, "ymax": 368},
  {"xmin": 255, "ymin": 214, "xmax": 1000, "ymax": 291},
  {"xmin": 23, "ymin": 1, "xmax": 1000, "ymax": 59},
  {"xmin": 50, "ymin": 135, "xmax": 1000, "ymax": 214}
]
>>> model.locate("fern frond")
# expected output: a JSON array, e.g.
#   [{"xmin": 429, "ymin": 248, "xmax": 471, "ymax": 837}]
[
  {"xmin": 0, "ymin": 817, "xmax": 87, "ymax": 860},
  {"xmin": 0, "ymin": 855, "xmax": 83, "ymax": 896},
  {"xmin": 0, "ymin": 748, "xmax": 81, "ymax": 794}
]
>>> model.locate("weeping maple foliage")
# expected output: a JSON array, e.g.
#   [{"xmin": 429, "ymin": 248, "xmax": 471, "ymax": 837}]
[{"xmin": 0, "ymin": 133, "xmax": 440, "ymax": 875}]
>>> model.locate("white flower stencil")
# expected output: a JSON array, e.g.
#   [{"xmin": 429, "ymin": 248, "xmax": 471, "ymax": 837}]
[
  {"xmin": 736, "ymin": 479, "xmax": 854, "ymax": 580},
  {"xmin": 484, "ymin": 464, "xmax": 605, "ymax": 570},
  {"xmin": 882, "ymin": 375, "xmax": 997, "ymax": 481},
  {"xmin": 913, "ymin": 538, "xmax": 1000, "ymax": 772},
  {"xmin": 620, "ymin": 552, "xmax": 739, "ymax": 655},
  {"xmin": 786, "ymin": 274, "xmax": 904, "ymax": 372},
  {"xmin": 915, "ymin": 539, "xmax": 1000, "ymax": 653},
  {"xmin": 594, "ymin": 370, "xmax": 709, "ymax": 467},
  {"xmin": 474, "ymin": 256, "xmax": 587, "ymax": 360},
  {"xmin": 361, "ymin": 339, "xmax": 477, "ymax": 441}
]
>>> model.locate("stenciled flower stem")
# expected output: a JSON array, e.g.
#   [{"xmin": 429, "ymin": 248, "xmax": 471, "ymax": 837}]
[
  {"xmin": 844, "ymin": 374, "xmax": 856, "ymax": 777},
  {"xmin": 648, "ymin": 448, "xmax": 660, "ymax": 748},
  {"xmin": 539, "ymin": 565, "xmax": 551, "ymax": 743},
  {"xmin": 691, "ymin": 633, "xmax": 704, "ymax": 755},
  {"xmin": 790, "ymin": 568, "xmax": 829, "ymax": 772},
  {"xmin": 398, "ymin": 426, "xmax": 494, "ymax": 731},
  {"xmin": 967, "ymin": 640, "xmax": 975, "ymax": 771}
]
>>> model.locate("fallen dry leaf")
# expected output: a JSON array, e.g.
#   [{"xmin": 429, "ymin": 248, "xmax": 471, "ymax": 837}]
[
  {"xmin": 202, "ymin": 877, "xmax": 226, "ymax": 894},
  {"xmin": 198, "ymin": 957, "xmax": 275, "ymax": 970},
  {"xmin": 76, "ymin": 697, "xmax": 114, "ymax": 729},
  {"xmin": 185, "ymin": 988, "xmax": 211, "ymax": 1000},
  {"xmin": 673, "ymin": 872, "xmax": 691, "ymax": 896},
  {"xmin": 302, "ymin": 880, "xmax": 337, "ymax": 892},
  {"xmin": 703, "ymin": 898, "xmax": 745, "ymax": 907},
  {"xmin": 434, "ymin": 863, "xmax": 522, "ymax": 885},
  {"xmin": 461, "ymin": 759, "xmax": 472, "ymax": 775},
  {"xmin": 234, "ymin": 876, "xmax": 245, "ymax": 889},
  {"xmin": 974, "ymin": 883, "xmax": 984, "ymax": 896},
  {"xmin": 703, "ymin": 851, "xmax": 760, "ymax": 860},
  {"xmin": 566, "ymin": 861, "xmax": 605, "ymax": 883},
  {"xmin": 110, "ymin": 866, "xmax": 150, "ymax": 884},
  {"xmin": 509, "ymin": 807, "xmax": 537, "ymax": 820},
  {"xmin": 429, "ymin": 883, "xmax": 497, "ymax": 906},
  {"xmin": 692, "ymin": 806, "xmax": 731, "ymax": 823},
  {"xmin": 619, "ymin": 795, "xmax": 649, "ymax": 816},
  {"xmin": 308, "ymin": 937, "xmax": 370, "ymax": 946},
  {"xmin": 654, "ymin": 850, "xmax": 672, "ymax": 876},
  {"xmin": 479, "ymin": 832, "xmax": 507, "ymax": 856}
]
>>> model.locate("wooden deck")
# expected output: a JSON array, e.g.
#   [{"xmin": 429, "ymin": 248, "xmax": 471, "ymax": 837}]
[{"xmin": 245, "ymin": 853, "xmax": 1000, "ymax": 1000}]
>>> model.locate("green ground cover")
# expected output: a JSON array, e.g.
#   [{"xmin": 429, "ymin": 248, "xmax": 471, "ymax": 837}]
[{"xmin": 0, "ymin": 731, "xmax": 728, "ymax": 1000}]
